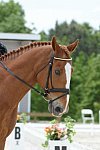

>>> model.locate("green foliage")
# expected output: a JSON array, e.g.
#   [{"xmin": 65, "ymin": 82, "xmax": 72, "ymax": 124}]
[
  {"xmin": 68, "ymin": 52, "xmax": 87, "ymax": 120},
  {"xmin": 48, "ymin": 20, "xmax": 100, "ymax": 57},
  {"xmin": 81, "ymin": 54, "xmax": 100, "ymax": 121},
  {"xmin": 64, "ymin": 116, "xmax": 76, "ymax": 143},
  {"xmin": 0, "ymin": 0, "xmax": 32, "ymax": 33},
  {"xmin": 31, "ymin": 84, "xmax": 48, "ymax": 112},
  {"xmin": 68, "ymin": 53, "xmax": 100, "ymax": 122},
  {"xmin": 39, "ymin": 31, "xmax": 48, "ymax": 41}
]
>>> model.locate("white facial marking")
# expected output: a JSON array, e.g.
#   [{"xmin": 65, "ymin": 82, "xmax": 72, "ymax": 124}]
[
  {"xmin": 64, "ymin": 63, "xmax": 71, "ymax": 112},
  {"xmin": 65, "ymin": 63, "xmax": 71, "ymax": 89}
]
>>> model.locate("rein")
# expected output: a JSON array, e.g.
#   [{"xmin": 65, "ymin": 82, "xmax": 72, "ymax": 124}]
[
  {"xmin": 0, "ymin": 61, "xmax": 46, "ymax": 97},
  {"xmin": 0, "ymin": 54, "xmax": 72, "ymax": 104}
]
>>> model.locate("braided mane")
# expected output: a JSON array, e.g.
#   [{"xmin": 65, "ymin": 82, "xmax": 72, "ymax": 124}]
[{"xmin": 0, "ymin": 41, "xmax": 51, "ymax": 61}]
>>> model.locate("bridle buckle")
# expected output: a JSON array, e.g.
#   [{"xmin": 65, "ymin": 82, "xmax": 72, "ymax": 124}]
[{"xmin": 44, "ymin": 88, "xmax": 49, "ymax": 97}]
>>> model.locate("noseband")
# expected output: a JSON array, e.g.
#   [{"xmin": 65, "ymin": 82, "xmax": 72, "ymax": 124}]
[{"xmin": 0, "ymin": 53, "xmax": 72, "ymax": 105}]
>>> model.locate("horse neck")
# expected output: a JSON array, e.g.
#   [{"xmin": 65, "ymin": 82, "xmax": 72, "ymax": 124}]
[{"xmin": 0, "ymin": 45, "xmax": 52, "ymax": 106}]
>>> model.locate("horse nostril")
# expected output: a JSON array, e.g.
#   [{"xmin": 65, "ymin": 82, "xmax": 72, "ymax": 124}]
[{"xmin": 55, "ymin": 106, "xmax": 63, "ymax": 113}]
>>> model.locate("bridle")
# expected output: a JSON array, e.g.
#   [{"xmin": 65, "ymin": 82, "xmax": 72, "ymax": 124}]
[
  {"xmin": 0, "ymin": 53, "xmax": 72, "ymax": 105},
  {"xmin": 43, "ymin": 53, "xmax": 72, "ymax": 105}
]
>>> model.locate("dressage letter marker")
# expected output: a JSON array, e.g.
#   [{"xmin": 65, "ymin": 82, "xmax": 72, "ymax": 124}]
[
  {"xmin": 7, "ymin": 123, "xmax": 24, "ymax": 150},
  {"xmin": 49, "ymin": 140, "xmax": 69, "ymax": 150},
  {"xmin": 55, "ymin": 146, "xmax": 67, "ymax": 150}
]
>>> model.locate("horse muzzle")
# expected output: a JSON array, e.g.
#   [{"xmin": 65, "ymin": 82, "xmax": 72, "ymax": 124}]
[{"xmin": 48, "ymin": 100, "xmax": 69, "ymax": 117}]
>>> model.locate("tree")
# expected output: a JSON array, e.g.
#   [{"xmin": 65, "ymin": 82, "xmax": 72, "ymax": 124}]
[
  {"xmin": 68, "ymin": 52, "xmax": 87, "ymax": 121},
  {"xmin": 0, "ymin": 0, "xmax": 32, "ymax": 33},
  {"xmin": 49, "ymin": 21, "xmax": 68, "ymax": 44},
  {"xmin": 81, "ymin": 54, "xmax": 100, "ymax": 121},
  {"xmin": 48, "ymin": 20, "xmax": 100, "ymax": 57},
  {"xmin": 68, "ymin": 53, "xmax": 100, "ymax": 122},
  {"xmin": 39, "ymin": 31, "xmax": 48, "ymax": 41}
]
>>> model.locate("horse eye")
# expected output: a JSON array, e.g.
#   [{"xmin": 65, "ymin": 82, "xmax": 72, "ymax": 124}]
[{"xmin": 55, "ymin": 69, "xmax": 60, "ymax": 76}]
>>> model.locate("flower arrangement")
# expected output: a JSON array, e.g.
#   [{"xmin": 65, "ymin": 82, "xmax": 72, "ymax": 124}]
[
  {"xmin": 42, "ymin": 116, "xmax": 76, "ymax": 148},
  {"xmin": 17, "ymin": 113, "xmax": 27, "ymax": 124}
]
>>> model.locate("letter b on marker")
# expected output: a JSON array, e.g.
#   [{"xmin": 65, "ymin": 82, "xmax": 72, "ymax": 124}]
[{"xmin": 15, "ymin": 127, "xmax": 21, "ymax": 139}]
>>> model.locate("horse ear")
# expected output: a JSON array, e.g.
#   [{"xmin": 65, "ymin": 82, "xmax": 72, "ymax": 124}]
[
  {"xmin": 52, "ymin": 36, "xmax": 60, "ymax": 51},
  {"xmin": 67, "ymin": 39, "xmax": 79, "ymax": 53}
]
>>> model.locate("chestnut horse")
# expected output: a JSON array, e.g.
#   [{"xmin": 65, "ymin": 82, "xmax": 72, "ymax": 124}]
[{"xmin": 0, "ymin": 36, "xmax": 78, "ymax": 149}]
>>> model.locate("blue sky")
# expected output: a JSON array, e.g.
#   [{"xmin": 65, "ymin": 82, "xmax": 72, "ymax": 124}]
[{"xmin": 2, "ymin": 0, "xmax": 100, "ymax": 33}]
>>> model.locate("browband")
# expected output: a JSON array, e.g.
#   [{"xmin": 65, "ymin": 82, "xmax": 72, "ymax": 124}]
[{"xmin": 54, "ymin": 57, "xmax": 72, "ymax": 61}]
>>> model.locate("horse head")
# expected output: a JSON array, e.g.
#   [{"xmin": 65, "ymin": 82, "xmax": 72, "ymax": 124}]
[{"xmin": 37, "ymin": 36, "xmax": 79, "ymax": 117}]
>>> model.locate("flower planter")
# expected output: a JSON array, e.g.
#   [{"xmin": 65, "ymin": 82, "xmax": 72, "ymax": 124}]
[
  {"xmin": 42, "ymin": 117, "xmax": 76, "ymax": 149},
  {"xmin": 48, "ymin": 140, "xmax": 69, "ymax": 150}
]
